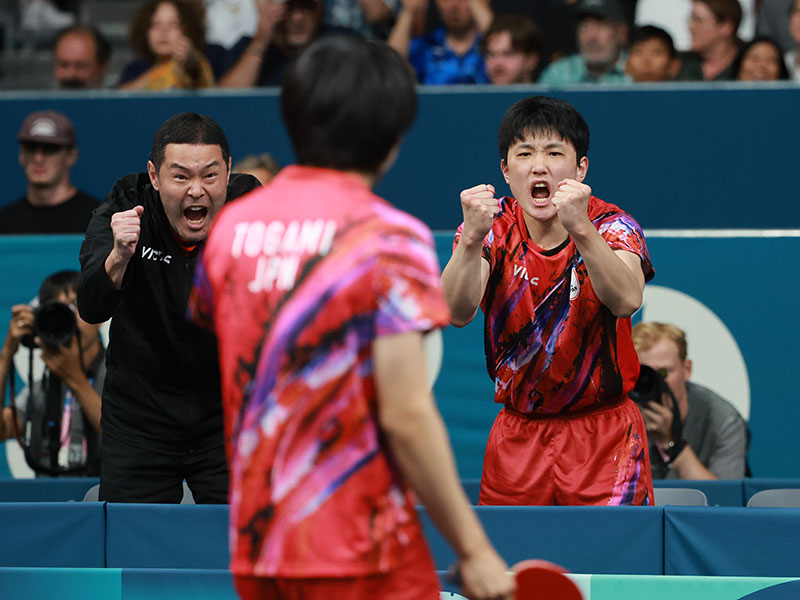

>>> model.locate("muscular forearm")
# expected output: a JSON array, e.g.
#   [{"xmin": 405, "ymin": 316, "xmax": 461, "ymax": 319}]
[
  {"xmin": 669, "ymin": 445, "xmax": 717, "ymax": 480},
  {"xmin": 383, "ymin": 397, "xmax": 491, "ymax": 559},
  {"xmin": 570, "ymin": 227, "xmax": 643, "ymax": 317},
  {"xmin": 387, "ymin": 8, "xmax": 416, "ymax": 57},
  {"xmin": 441, "ymin": 237, "xmax": 487, "ymax": 327},
  {"xmin": 219, "ymin": 39, "xmax": 268, "ymax": 88}
]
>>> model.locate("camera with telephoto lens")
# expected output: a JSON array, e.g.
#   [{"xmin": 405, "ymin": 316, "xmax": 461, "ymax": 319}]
[
  {"xmin": 20, "ymin": 300, "xmax": 78, "ymax": 349},
  {"xmin": 629, "ymin": 364, "xmax": 668, "ymax": 406}
]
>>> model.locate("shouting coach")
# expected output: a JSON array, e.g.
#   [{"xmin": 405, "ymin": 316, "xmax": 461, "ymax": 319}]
[{"xmin": 78, "ymin": 112, "xmax": 260, "ymax": 503}]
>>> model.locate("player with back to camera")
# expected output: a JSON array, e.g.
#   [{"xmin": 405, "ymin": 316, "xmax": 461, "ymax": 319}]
[{"xmin": 190, "ymin": 35, "xmax": 515, "ymax": 600}]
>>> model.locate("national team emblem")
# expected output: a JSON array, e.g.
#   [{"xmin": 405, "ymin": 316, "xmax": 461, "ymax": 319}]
[{"xmin": 569, "ymin": 267, "xmax": 580, "ymax": 300}]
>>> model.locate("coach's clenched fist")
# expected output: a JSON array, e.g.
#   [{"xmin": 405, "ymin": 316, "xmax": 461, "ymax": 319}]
[{"xmin": 105, "ymin": 205, "xmax": 144, "ymax": 288}]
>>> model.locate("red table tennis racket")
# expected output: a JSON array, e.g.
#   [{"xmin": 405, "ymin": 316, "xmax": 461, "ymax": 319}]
[{"xmin": 512, "ymin": 559, "xmax": 583, "ymax": 600}]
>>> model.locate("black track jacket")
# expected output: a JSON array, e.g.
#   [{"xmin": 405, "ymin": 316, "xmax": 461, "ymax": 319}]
[{"xmin": 77, "ymin": 172, "xmax": 260, "ymax": 453}]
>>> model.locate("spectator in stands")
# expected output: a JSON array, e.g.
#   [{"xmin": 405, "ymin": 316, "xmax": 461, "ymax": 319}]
[
  {"xmin": 52, "ymin": 25, "xmax": 111, "ymax": 89},
  {"xmin": 232, "ymin": 153, "xmax": 281, "ymax": 185},
  {"xmin": 441, "ymin": 96, "xmax": 654, "ymax": 506},
  {"xmin": 756, "ymin": 0, "xmax": 794, "ymax": 54},
  {"xmin": 118, "ymin": 0, "xmax": 215, "ymax": 90},
  {"xmin": 77, "ymin": 112, "xmax": 260, "ymax": 503},
  {"xmin": 784, "ymin": 0, "xmax": 800, "ymax": 80},
  {"xmin": 217, "ymin": 0, "xmax": 349, "ymax": 87},
  {"xmin": 538, "ymin": 0, "xmax": 631, "ymax": 85},
  {"xmin": 481, "ymin": 14, "xmax": 542, "ymax": 84},
  {"xmin": 203, "ymin": 0, "xmax": 260, "ymax": 79},
  {"xmin": 633, "ymin": 322, "xmax": 748, "ymax": 480},
  {"xmin": 677, "ymin": 0, "xmax": 743, "ymax": 81},
  {"xmin": 0, "ymin": 111, "xmax": 98, "ymax": 235},
  {"xmin": 733, "ymin": 36, "xmax": 790, "ymax": 80},
  {"xmin": 189, "ymin": 35, "xmax": 514, "ymax": 600},
  {"xmin": 388, "ymin": 0, "xmax": 493, "ymax": 84},
  {"xmin": 0, "ymin": 270, "xmax": 103, "ymax": 476},
  {"xmin": 324, "ymin": 0, "xmax": 399, "ymax": 39},
  {"xmin": 625, "ymin": 25, "xmax": 681, "ymax": 82}
]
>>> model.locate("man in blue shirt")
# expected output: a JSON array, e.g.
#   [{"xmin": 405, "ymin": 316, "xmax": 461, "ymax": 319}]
[{"xmin": 388, "ymin": 0, "xmax": 492, "ymax": 84}]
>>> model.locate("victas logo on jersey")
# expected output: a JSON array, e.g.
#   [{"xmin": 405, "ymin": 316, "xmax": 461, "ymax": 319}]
[
  {"xmin": 141, "ymin": 246, "xmax": 172, "ymax": 264},
  {"xmin": 512, "ymin": 264, "xmax": 539, "ymax": 286}
]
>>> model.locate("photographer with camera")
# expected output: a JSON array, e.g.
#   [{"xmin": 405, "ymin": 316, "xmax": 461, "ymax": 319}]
[
  {"xmin": 0, "ymin": 271, "xmax": 104, "ymax": 476},
  {"xmin": 632, "ymin": 321, "xmax": 748, "ymax": 480}
]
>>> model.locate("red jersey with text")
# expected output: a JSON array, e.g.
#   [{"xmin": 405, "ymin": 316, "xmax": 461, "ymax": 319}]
[
  {"xmin": 454, "ymin": 195, "xmax": 654, "ymax": 415},
  {"xmin": 190, "ymin": 166, "xmax": 449, "ymax": 578}
]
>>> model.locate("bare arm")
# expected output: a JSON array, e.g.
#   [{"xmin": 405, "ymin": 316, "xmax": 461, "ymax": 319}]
[
  {"xmin": 357, "ymin": 0, "xmax": 394, "ymax": 23},
  {"xmin": 440, "ymin": 184, "xmax": 498, "ymax": 327},
  {"xmin": 0, "ymin": 306, "xmax": 34, "ymax": 440},
  {"xmin": 468, "ymin": 0, "xmax": 493, "ymax": 32},
  {"xmin": 441, "ymin": 242, "xmax": 490, "ymax": 327},
  {"xmin": 374, "ymin": 331, "xmax": 514, "ymax": 599},
  {"xmin": 219, "ymin": 0, "xmax": 285, "ymax": 88},
  {"xmin": 554, "ymin": 179, "xmax": 644, "ymax": 317},
  {"xmin": 387, "ymin": 5, "xmax": 416, "ymax": 57},
  {"xmin": 668, "ymin": 445, "xmax": 717, "ymax": 479}
]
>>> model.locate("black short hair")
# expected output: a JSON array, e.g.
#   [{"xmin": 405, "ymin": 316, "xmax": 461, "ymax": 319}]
[
  {"xmin": 54, "ymin": 25, "xmax": 112, "ymax": 66},
  {"xmin": 732, "ymin": 35, "xmax": 790, "ymax": 81},
  {"xmin": 498, "ymin": 96, "xmax": 589, "ymax": 163},
  {"xmin": 150, "ymin": 112, "xmax": 230, "ymax": 171},
  {"xmin": 39, "ymin": 270, "xmax": 80, "ymax": 304},
  {"xmin": 281, "ymin": 35, "xmax": 417, "ymax": 173},
  {"xmin": 629, "ymin": 25, "xmax": 677, "ymax": 59},
  {"xmin": 481, "ymin": 14, "xmax": 542, "ymax": 56}
]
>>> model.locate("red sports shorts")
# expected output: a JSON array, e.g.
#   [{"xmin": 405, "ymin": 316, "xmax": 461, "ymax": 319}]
[
  {"xmin": 233, "ymin": 534, "xmax": 439, "ymax": 600},
  {"xmin": 479, "ymin": 398, "xmax": 653, "ymax": 506}
]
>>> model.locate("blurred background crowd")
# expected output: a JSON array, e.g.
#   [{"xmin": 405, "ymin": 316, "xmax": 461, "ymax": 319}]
[{"xmin": 0, "ymin": 0, "xmax": 798, "ymax": 91}]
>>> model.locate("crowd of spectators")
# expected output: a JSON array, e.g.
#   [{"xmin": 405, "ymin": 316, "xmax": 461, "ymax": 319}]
[{"xmin": 2, "ymin": 0, "xmax": 799, "ymax": 89}]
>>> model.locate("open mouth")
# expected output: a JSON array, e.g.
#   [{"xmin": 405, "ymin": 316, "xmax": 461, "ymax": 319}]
[
  {"xmin": 184, "ymin": 206, "xmax": 208, "ymax": 228},
  {"xmin": 530, "ymin": 182, "xmax": 551, "ymax": 205}
]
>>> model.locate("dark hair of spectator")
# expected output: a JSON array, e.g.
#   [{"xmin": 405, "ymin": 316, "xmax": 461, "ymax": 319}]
[
  {"xmin": 55, "ymin": 25, "xmax": 112, "ymax": 67},
  {"xmin": 732, "ymin": 36, "xmax": 790, "ymax": 80},
  {"xmin": 281, "ymin": 36, "xmax": 417, "ymax": 174},
  {"xmin": 697, "ymin": 0, "xmax": 743, "ymax": 31},
  {"xmin": 39, "ymin": 270, "xmax": 80, "ymax": 304},
  {"xmin": 150, "ymin": 112, "xmax": 231, "ymax": 171},
  {"xmin": 629, "ymin": 25, "xmax": 677, "ymax": 59},
  {"xmin": 129, "ymin": 0, "xmax": 206, "ymax": 63},
  {"xmin": 498, "ymin": 96, "xmax": 589, "ymax": 163},
  {"xmin": 480, "ymin": 14, "xmax": 542, "ymax": 56}
]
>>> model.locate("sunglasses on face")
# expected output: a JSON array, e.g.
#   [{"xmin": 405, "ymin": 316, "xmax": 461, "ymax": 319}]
[{"xmin": 21, "ymin": 143, "xmax": 68, "ymax": 155}]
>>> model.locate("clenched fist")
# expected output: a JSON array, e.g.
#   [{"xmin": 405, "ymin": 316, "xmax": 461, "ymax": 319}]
[
  {"xmin": 460, "ymin": 184, "xmax": 500, "ymax": 245},
  {"xmin": 110, "ymin": 205, "xmax": 144, "ymax": 264},
  {"xmin": 552, "ymin": 178, "xmax": 591, "ymax": 235}
]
